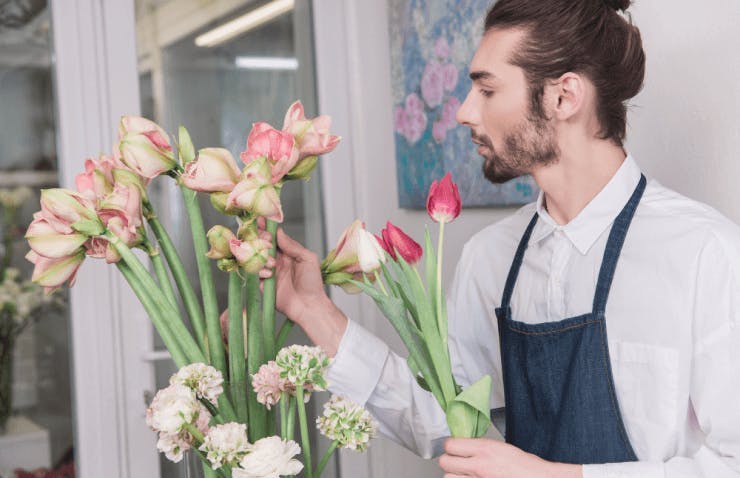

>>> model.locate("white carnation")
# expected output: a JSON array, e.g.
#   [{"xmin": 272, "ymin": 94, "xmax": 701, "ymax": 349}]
[
  {"xmin": 233, "ymin": 436, "xmax": 303, "ymax": 478},
  {"xmin": 156, "ymin": 432, "xmax": 190, "ymax": 463},
  {"xmin": 275, "ymin": 345, "xmax": 330, "ymax": 391},
  {"xmin": 317, "ymin": 395, "xmax": 377, "ymax": 451},
  {"xmin": 199, "ymin": 422, "xmax": 250, "ymax": 469},
  {"xmin": 170, "ymin": 362, "xmax": 224, "ymax": 405},
  {"xmin": 146, "ymin": 383, "xmax": 201, "ymax": 434}
]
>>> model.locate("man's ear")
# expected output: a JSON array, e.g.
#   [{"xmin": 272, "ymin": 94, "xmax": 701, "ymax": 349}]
[{"xmin": 546, "ymin": 72, "xmax": 586, "ymax": 121}]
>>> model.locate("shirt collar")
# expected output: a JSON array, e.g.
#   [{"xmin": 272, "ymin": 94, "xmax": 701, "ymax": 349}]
[{"xmin": 530, "ymin": 154, "xmax": 643, "ymax": 255}]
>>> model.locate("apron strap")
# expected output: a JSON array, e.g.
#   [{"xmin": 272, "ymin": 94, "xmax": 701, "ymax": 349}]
[
  {"xmin": 591, "ymin": 174, "xmax": 647, "ymax": 315},
  {"xmin": 500, "ymin": 213, "xmax": 539, "ymax": 310}
]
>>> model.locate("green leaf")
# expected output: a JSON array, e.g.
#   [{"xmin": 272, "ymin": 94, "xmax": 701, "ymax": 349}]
[
  {"xmin": 446, "ymin": 375, "xmax": 492, "ymax": 438},
  {"xmin": 424, "ymin": 226, "xmax": 438, "ymax": 316},
  {"xmin": 407, "ymin": 355, "xmax": 431, "ymax": 392}
]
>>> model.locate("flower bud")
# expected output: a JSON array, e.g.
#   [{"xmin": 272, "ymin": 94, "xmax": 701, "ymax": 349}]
[
  {"xmin": 181, "ymin": 147, "xmax": 241, "ymax": 193},
  {"xmin": 206, "ymin": 225, "xmax": 237, "ymax": 259},
  {"xmin": 117, "ymin": 116, "xmax": 177, "ymax": 179},
  {"xmin": 426, "ymin": 172, "xmax": 461, "ymax": 224}
]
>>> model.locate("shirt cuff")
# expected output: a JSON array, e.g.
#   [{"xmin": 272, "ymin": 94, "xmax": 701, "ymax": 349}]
[
  {"xmin": 326, "ymin": 319, "xmax": 390, "ymax": 407},
  {"xmin": 582, "ymin": 462, "xmax": 664, "ymax": 478}
]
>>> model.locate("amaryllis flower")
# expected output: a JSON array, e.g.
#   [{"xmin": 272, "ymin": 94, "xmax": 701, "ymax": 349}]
[
  {"xmin": 25, "ymin": 250, "xmax": 85, "ymax": 294},
  {"xmin": 426, "ymin": 172, "xmax": 461, "ymax": 224},
  {"xmin": 379, "ymin": 221, "xmax": 422, "ymax": 264},
  {"xmin": 170, "ymin": 362, "xmax": 224, "ymax": 406},
  {"xmin": 117, "ymin": 116, "xmax": 177, "ymax": 179},
  {"xmin": 226, "ymin": 157, "xmax": 284, "ymax": 222},
  {"xmin": 240, "ymin": 122, "xmax": 299, "ymax": 184},
  {"xmin": 199, "ymin": 422, "xmax": 251, "ymax": 469},
  {"xmin": 181, "ymin": 147, "xmax": 241, "ymax": 193},
  {"xmin": 229, "ymin": 232, "xmax": 272, "ymax": 274},
  {"xmin": 275, "ymin": 344, "xmax": 330, "ymax": 391},
  {"xmin": 317, "ymin": 395, "xmax": 377, "ymax": 452},
  {"xmin": 281, "ymin": 101, "xmax": 340, "ymax": 179},
  {"xmin": 39, "ymin": 188, "xmax": 101, "ymax": 232},
  {"xmin": 25, "ymin": 213, "xmax": 88, "ymax": 259},
  {"xmin": 233, "ymin": 436, "xmax": 303, "ymax": 478},
  {"xmin": 75, "ymin": 154, "xmax": 117, "ymax": 202},
  {"xmin": 321, "ymin": 220, "xmax": 385, "ymax": 293},
  {"xmin": 206, "ymin": 225, "xmax": 237, "ymax": 259}
]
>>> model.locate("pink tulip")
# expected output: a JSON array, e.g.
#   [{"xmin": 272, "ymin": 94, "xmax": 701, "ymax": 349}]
[
  {"xmin": 182, "ymin": 148, "xmax": 241, "ymax": 193},
  {"xmin": 240, "ymin": 122, "xmax": 299, "ymax": 184},
  {"xmin": 380, "ymin": 221, "xmax": 423, "ymax": 264},
  {"xmin": 226, "ymin": 158, "xmax": 284, "ymax": 223},
  {"xmin": 426, "ymin": 173, "xmax": 461, "ymax": 224},
  {"xmin": 25, "ymin": 214, "xmax": 87, "ymax": 259},
  {"xmin": 117, "ymin": 116, "xmax": 176, "ymax": 179},
  {"xmin": 282, "ymin": 101, "xmax": 341, "ymax": 160},
  {"xmin": 229, "ymin": 237, "xmax": 271, "ymax": 274},
  {"xmin": 26, "ymin": 250, "xmax": 85, "ymax": 293}
]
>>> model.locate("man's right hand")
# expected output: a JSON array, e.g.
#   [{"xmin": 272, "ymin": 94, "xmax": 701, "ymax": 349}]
[{"xmin": 258, "ymin": 225, "xmax": 348, "ymax": 357}]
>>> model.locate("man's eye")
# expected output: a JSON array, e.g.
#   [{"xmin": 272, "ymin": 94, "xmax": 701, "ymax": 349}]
[{"xmin": 480, "ymin": 89, "xmax": 494, "ymax": 98}]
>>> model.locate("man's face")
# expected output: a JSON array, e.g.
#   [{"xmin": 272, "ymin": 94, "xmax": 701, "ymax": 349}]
[{"xmin": 456, "ymin": 28, "xmax": 559, "ymax": 184}]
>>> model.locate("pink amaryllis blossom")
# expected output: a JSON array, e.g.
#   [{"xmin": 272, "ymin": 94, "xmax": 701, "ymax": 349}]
[
  {"xmin": 229, "ymin": 234, "xmax": 272, "ymax": 274},
  {"xmin": 282, "ymin": 100, "xmax": 341, "ymax": 165},
  {"xmin": 39, "ymin": 188, "xmax": 100, "ymax": 231},
  {"xmin": 321, "ymin": 220, "xmax": 385, "ymax": 293},
  {"xmin": 117, "ymin": 116, "xmax": 177, "ymax": 179},
  {"xmin": 25, "ymin": 212, "xmax": 88, "ymax": 259},
  {"xmin": 25, "ymin": 249, "xmax": 85, "ymax": 294},
  {"xmin": 426, "ymin": 172, "xmax": 461, "ymax": 224},
  {"xmin": 181, "ymin": 147, "xmax": 242, "ymax": 193},
  {"xmin": 240, "ymin": 122, "xmax": 298, "ymax": 184},
  {"xmin": 394, "ymin": 93, "xmax": 427, "ymax": 145},
  {"xmin": 226, "ymin": 157, "xmax": 284, "ymax": 223},
  {"xmin": 379, "ymin": 221, "xmax": 423, "ymax": 265}
]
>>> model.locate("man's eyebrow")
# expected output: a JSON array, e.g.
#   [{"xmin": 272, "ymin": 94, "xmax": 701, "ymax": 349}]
[{"xmin": 469, "ymin": 71, "xmax": 496, "ymax": 81}]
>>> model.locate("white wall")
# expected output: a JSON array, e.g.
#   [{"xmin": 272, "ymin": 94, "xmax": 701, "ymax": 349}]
[{"xmin": 313, "ymin": 1, "xmax": 740, "ymax": 477}]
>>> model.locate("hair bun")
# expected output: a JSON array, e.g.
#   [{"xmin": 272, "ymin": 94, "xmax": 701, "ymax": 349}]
[{"xmin": 603, "ymin": 0, "xmax": 632, "ymax": 12}]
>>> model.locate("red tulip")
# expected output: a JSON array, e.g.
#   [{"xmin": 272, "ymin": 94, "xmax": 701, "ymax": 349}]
[
  {"xmin": 380, "ymin": 221, "xmax": 422, "ymax": 264},
  {"xmin": 426, "ymin": 172, "xmax": 461, "ymax": 223}
]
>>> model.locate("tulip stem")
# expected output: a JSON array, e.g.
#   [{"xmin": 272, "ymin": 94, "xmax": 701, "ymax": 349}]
[
  {"xmin": 436, "ymin": 221, "xmax": 445, "ymax": 341},
  {"xmin": 181, "ymin": 188, "xmax": 227, "ymax": 377},
  {"xmin": 245, "ymin": 273, "xmax": 266, "ymax": 441},
  {"xmin": 108, "ymin": 232, "xmax": 205, "ymax": 365},
  {"xmin": 314, "ymin": 440, "xmax": 339, "ymax": 477},
  {"xmin": 148, "ymin": 244, "xmax": 178, "ymax": 308},
  {"xmin": 116, "ymin": 261, "xmax": 188, "ymax": 367},
  {"xmin": 262, "ymin": 219, "xmax": 279, "ymax": 360},
  {"xmin": 296, "ymin": 386, "xmax": 313, "ymax": 478},
  {"xmin": 228, "ymin": 272, "xmax": 248, "ymax": 423},
  {"xmin": 144, "ymin": 202, "xmax": 207, "ymax": 353},
  {"xmin": 275, "ymin": 319, "xmax": 294, "ymax": 351}
]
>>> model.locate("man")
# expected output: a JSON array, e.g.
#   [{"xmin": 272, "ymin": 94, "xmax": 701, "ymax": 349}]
[{"xmin": 259, "ymin": 0, "xmax": 740, "ymax": 476}]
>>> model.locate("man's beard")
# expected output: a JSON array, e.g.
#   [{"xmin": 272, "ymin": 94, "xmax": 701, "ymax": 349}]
[{"xmin": 477, "ymin": 109, "xmax": 560, "ymax": 184}]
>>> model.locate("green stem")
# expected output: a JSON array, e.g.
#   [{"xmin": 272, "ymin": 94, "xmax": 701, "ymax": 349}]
[
  {"xmin": 314, "ymin": 440, "xmax": 339, "ymax": 477},
  {"xmin": 245, "ymin": 273, "xmax": 266, "ymax": 440},
  {"xmin": 376, "ymin": 272, "xmax": 389, "ymax": 296},
  {"xmin": 280, "ymin": 392, "xmax": 288, "ymax": 439},
  {"xmin": 180, "ymin": 188, "xmax": 226, "ymax": 375},
  {"xmin": 276, "ymin": 320, "xmax": 294, "ymax": 351},
  {"xmin": 228, "ymin": 272, "xmax": 248, "ymax": 422},
  {"xmin": 286, "ymin": 394, "xmax": 296, "ymax": 441},
  {"xmin": 262, "ymin": 219, "xmax": 279, "ymax": 360},
  {"xmin": 296, "ymin": 386, "xmax": 313, "ymax": 478},
  {"xmin": 436, "ymin": 221, "xmax": 445, "ymax": 340},
  {"xmin": 116, "ymin": 261, "xmax": 189, "ymax": 367},
  {"xmin": 144, "ymin": 203, "xmax": 207, "ymax": 352},
  {"xmin": 148, "ymin": 245, "xmax": 178, "ymax": 308},
  {"xmin": 109, "ymin": 233, "xmax": 205, "ymax": 364},
  {"xmin": 183, "ymin": 422, "xmax": 205, "ymax": 443}
]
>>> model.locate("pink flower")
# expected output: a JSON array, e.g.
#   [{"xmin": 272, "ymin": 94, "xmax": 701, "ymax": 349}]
[
  {"xmin": 282, "ymin": 101, "xmax": 341, "ymax": 160},
  {"xmin": 25, "ymin": 249, "xmax": 85, "ymax": 294},
  {"xmin": 181, "ymin": 148, "xmax": 241, "ymax": 193},
  {"xmin": 432, "ymin": 121, "xmax": 448, "ymax": 143},
  {"xmin": 434, "ymin": 37, "xmax": 451, "ymax": 59},
  {"xmin": 442, "ymin": 63, "xmax": 458, "ymax": 92},
  {"xmin": 206, "ymin": 225, "xmax": 237, "ymax": 259},
  {"xmin": 426, "ymin": 172, "xmax": 461, "ymax": 224},
  {"xmin": 380, "ymin": 221, "xmax": 423, "ymax": 264},
  {"xmin": 117, "ymin": 116, "xmax": 176, "ymax": 179},
  {"xmin": 322, "ymin": 220, "xmax": 385, "ymax": 293},
  {"xmin": 421, "ymin": 60, "xmax": 446, "ymax": 108},
  {"xmin": 75, "ymin": 154, "xmax": 119, "ymax": 202},
  {"xmin": 25, "ymin": 213, "xmax": 88, "ymax": 259},
  {"xmin": 240, "ymin": 122, "xmax": 298, "ymax": 184},
  {"xmin": 94, "ymin": 184, "xmax": 145, "ymax": 262},
  {"xmin": 229, "ymin": 235, "xmax": 272, "ymax": 274},
  {"xmin": 39, "ymin": 189, "xmax": 100, "ymax": 231},
  {"xmin": 252, "ymin": 361, "xmax": 290, "ymax": 410},
  {"xmin": 395, "ymin": 93, "xmax": 427, "ymax": 145},
  {"xmin": 226, "ymin": 158, "xmax": 284, "ymax": 222},
  {"xmin": 441, "ymin": 97, "xmax": 461, "ymax": 128}
]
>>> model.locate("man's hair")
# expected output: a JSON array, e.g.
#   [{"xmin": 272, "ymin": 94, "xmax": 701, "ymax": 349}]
[{"xmin": 485, "ymin": 0, "xmax": 646, "ymax": 146}]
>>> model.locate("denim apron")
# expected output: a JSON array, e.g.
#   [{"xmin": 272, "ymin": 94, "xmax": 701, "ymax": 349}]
[{"xmin": 493, "ymin": 175, "xmax": 646, "ymax": 464}]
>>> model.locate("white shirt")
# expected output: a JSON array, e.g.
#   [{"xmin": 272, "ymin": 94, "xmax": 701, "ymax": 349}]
[{"xmin": 327, "ymin": 155, "xmax": 740, "ymax": 478}]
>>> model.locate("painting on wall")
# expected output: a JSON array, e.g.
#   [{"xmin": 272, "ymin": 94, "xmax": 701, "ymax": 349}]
[{"xmin": 388, "ymin": 0, "xmax": 538, "ymax": 208}]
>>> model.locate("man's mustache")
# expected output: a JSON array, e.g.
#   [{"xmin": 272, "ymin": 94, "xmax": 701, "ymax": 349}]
[{"xmin": 470, "ymin": 131, "xmax": 493, "ymax": 149}]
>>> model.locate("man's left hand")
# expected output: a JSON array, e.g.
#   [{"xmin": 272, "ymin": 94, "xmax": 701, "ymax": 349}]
[{"xmin": 438, "ymin": 438, "xmax": 583, "ymax": 478}]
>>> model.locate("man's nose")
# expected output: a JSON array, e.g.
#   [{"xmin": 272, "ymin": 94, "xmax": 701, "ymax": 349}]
[{"xmin": 456, "ymin": 89, "xmax": 477, "ymax": 126}]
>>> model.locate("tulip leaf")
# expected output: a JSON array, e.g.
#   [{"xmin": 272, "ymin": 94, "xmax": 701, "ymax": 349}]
[
  {"xmin": 445, "ymin": 375, "xmax": 492, "ymax": 438},
  {"xmin": 407, "ymin": 355, "xmax": 431, "ymax": 392}
]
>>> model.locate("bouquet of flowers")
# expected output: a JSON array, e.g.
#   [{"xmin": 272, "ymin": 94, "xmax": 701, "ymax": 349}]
[
  {"xmin": 23, "ymin": 102, "xmax": 376, "ymax": 477},
  {"xmin": 0, "ymin": 186, "xmax": 61, "ymax": 432},
  {"xmin": 321, "ymin": 174, "xmax": 492, "ymax": 439}
]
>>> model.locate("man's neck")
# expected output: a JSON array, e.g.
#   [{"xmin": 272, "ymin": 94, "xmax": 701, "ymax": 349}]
[{"xmin": 532, "ymin": 141, "xmax": 627, "ymax": 225}]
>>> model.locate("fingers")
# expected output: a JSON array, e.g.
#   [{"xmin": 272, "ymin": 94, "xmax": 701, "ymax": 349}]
[
  {"xmin": 444, "ymin": 438, "xmax": 482, "ymax": 457},
  {"xmin": 438, "ymin": 454, "xmax": 476, "ymax": 476},
  {"xmin": 258, "ymin": 229, "xmax": 272, "ymax": 243},
  {"xmin": 276, "ymin": 227, "xmax": 316, "ymax": 263}
]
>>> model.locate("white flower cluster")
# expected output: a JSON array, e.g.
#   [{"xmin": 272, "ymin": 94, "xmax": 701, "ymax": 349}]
[
  {"xmin": 0, "ymin": 186, "xmax": 32, "ymax": 209},
  {"xmin": 146, "ymin": 383, "xmax": 211, "ymax": 462},
  {"xmin": 170, "ymin": 362, "xmax": 224, "ymax": 405},
  {"xmin": 274, "ymin": 345, "xmax": 330, "ymax": 391},
  {"xmin": 317, "ymin": 395, "xmax": 377, "ymax": 452},
  {"xmin": 0, "ymin": 267, "xmax": 56, "ymax": 325},
  {"xmin": 199, "ymin": 422, "xmax": 250, "ymax": 469},
  {"xmin": 233, "ymin": 436, "xmax": 303, "ymax": 478}
]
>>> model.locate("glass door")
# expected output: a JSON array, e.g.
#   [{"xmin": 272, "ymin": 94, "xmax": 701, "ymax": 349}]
[{"xmin": 0, "ymin": 1, "xmax": 76, "ymax": 476}]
